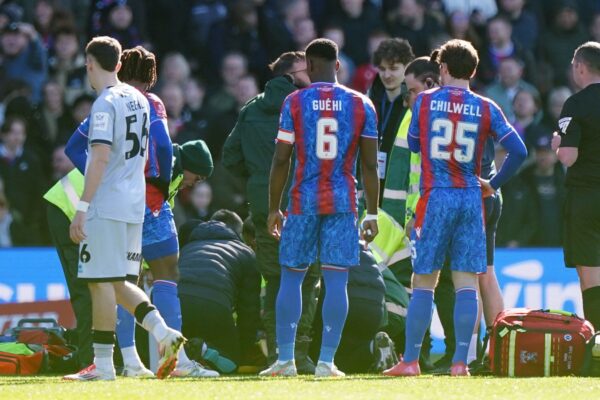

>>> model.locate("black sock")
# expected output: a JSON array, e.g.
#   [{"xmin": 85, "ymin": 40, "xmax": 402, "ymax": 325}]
[
  {"xmin": 582, "ymin": 286, "xmax": 600, "ymax": 331},
  {"xmin": 92, "ymin": 330, "xmax": 115, "ymax": 345},
  {"xmin": 134, "ymin": 301, "xmax": 156, "ymax": 325}
]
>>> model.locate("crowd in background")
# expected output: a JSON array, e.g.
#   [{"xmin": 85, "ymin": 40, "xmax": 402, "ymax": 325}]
[{"xmin": 0, "ymin": 0, "xmax": 598, "ymax": 247}]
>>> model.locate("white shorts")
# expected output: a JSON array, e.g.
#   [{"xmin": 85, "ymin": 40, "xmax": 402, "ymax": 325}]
[{"xmin": 77, "ymin": 216, "xmax": 142, "ymax": 282}]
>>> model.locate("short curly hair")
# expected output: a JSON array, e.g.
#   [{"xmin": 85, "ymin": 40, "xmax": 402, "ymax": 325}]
[{"xmin": 373, "ymin": 38, "xmax": 415, "ymax": 67}]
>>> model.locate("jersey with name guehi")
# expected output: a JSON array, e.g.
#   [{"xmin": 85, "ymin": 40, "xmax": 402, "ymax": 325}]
[
  {"xmin": 408, "ymin": 86, "xmax": 515, "ymax": 190},
  {"xmin": 277, "ymin": 82, "xmax": 378, "ymax": 215},
  {"xmin": 87, "ymin": 83, "xmax": 150, "ymax": 223}
]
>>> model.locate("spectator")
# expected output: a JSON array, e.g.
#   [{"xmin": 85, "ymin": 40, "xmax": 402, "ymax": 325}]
[
  {"xmin": 185, "ymin": 181, "xmax": 213, "ymax": 222},
  {"xmin": 445, "ymin": 11, "xmax": 481, "ymax": 50},
  {"xmin": 50, "ymin": 144, "xmax": 73, "ymax": 181},
  {"xmin": 291, "ymin": 16, "xmax": 316, "ymax": 51},
  {"xmin": 386, "ymin": 0, "xmax": 442, "ymax": 57},
  {"xmin": 1, "ymin": 22, "xmax": 48, "ymax": 104},
  {"xmin": 498, "ymin": 0, "xmax": 539, "ymax": 52},
  {"xmin": 0, "ymin": 116, "xmax": 46, "ymax": 245},
  {"xmin": 48, "ymin": 26, "xmax": 88, "ymax": 105},
  {"xmin": 0, "ymin": 3, "xmax": 24, "ymax": 31},
  {"xmin": 206, "ymin": 51, "xmax": 248, "ymax": 116},
  {"xmin": 591, "ymin": 13, "xmax": 600, "ymax": 42},
  {"xmin": 32, "ymin": 0, "xmax": 74, "ymax": 49},
  {"xmin": 484, "ymin": 57, "xmax": 539, "ymax": 121},
  {"xmin": 540, "ymin": 0, "xmax": 589, "ymax": 86},
  {"xmin": 88, "ymin": 0, "xmax": 147, "ymax": 43},
  {"xmin": 441, "ymin": 0, "xmax": 497, "ymax": 20},
  {"xmin": 183, "ymin": 0, "xmax": 228, "ymax": 62},
  {"xmin": 351, "ymin": 30, "xmax": 389, "ymax": 94},
  {"xmin": 159, "ymin": 82, "xmax": 186, "ymax": 143},
  {"xmin": 323, "ymin": 24, "xmax": 355, "ymax": 82},
  {"xmin": 206, "ymin": 0, "xmax": 270, "ymax": 83},
  {"xmin": 541, "ymin": 86, "xmax": 572, "ymax": 133},
  {"xmin": 179, "ymin": 78, "xmax": 211, "ymax": 144},
  {"xmin": 511, "ymin": 89, "xmax": 546, "ymax": 151},
  {"xmin": 39, "ymin": 80, "xmax": 73, "ymax": 146},
  {"xmin": 260, "ymin": 0, "xmax": 309, "ymax": 59},
  {"xmin": 0, "ymin": 180, "xmax": 26, "ymax": 247},
  {"xmin": 519, "ymin": 135, "xmax": 566, "ymax": 247},
  {"xmin": 330, "ymin": 0, "xmax": 382, "ymax": 65},
  {"xmin": 477, "ymin": 15, "xmax": 535, "ymax": 86},
  {"xmin": 177, "ymin": 211, "xmax": 262, "ymax": 373},
  {"xmin": 98, "ymin": 1, "xmax": 143, "ymax": 49},
  {"xmin": 158, "ymin": 52, "xmax": 191, "ymax": 89}
]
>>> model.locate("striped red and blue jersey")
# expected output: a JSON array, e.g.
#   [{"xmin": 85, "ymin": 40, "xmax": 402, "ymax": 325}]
[
  {"xmin": 408, "ymin": 86, "xmax": 517, "ymax": 190},
  {"xmin": 277, "ymin": 82, "xmax": 378, "ymax": 215}
]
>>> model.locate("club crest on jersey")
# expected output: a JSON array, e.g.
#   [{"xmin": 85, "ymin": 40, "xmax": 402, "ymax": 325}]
[
  {"xmin": 558, "ymin": 117, "xmax": 572, "ymax": 134},
  {"xmin": 93, "ymin": 112, "xmax": 109, "ymax": 131}
]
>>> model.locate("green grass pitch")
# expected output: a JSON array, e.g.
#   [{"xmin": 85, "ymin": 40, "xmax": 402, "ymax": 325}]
[{"xmin": 2, "ymin": 375, "xmax": 600, "ymax": 400}]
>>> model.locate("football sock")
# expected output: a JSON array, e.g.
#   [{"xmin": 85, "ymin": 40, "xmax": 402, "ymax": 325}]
[
  {"xmin": 582, "ymin": 286, "xmax": 600, "ymax": 331},
  {"xmin": 453, "ymin": 288, "xmax": 478, "ymax": 365},
  {"xmin": 318, "ymin": 266, "xmax": 349, "ymax": 364},
  {"xmin": 93, "ymin": 330, "xmax": 115, "ymax": 371},
  {"xmin": 275, "ymin": 266, "xmax": 307, "ymax": 362},
  {"xmin": 152, "ymin": 280, "xmax": 182, "ymax": 331},
  {"xmin": 121, "ymin": 346, "xmax": 144, "ymax": 369},
  {"xmin": 403, "ymin": 288, "xmax": 434, "ymax": 363},
  {"xmin": 467, "ymin": 333, "xmax": 478, "ymax": 364},
  {"xmin": 116, "ymin": 305, "xmax": 135, "ymax": 349},
  {"xmin": 139, "ymin": 308, "xmax": 169, "ymax": 343}
]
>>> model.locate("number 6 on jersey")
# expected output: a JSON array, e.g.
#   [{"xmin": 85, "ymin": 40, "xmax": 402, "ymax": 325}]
[{"xmin": 316, "ymin": 117, "xmax": 338, "ymax": 160}]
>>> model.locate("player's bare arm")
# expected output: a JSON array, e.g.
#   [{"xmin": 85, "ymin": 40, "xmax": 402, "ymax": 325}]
[
  {"xmin": 268, "ymin": 141, "xmax": 294, "ymax": 240},
  {"xmin": 359, "ymin": 136, "xmax": 380, "ymax": 242},
  {"xmin": 69, "ymin": 143, "xmax": 111, "ymax": 244}
]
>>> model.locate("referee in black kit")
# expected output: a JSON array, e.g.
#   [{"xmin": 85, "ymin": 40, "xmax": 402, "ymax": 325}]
[{"xmin": 552, "ymin": 41, "xmax": 600, "ymax": 331}]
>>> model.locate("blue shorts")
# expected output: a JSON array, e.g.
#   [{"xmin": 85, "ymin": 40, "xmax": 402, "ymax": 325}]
[
  {"xmin": 142, "ymin": 202, "xmax": 178, "ymax": 261},
  {"xmin": 411, "ymin": 187, "xmax": 486, "ymax": 274},
  {"xmin": 279, "ymin": 213, "xmax": 359, "ymax": 269}
]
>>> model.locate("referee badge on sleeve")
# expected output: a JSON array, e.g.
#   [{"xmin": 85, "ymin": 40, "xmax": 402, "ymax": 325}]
[{"xmin": 558, "ymin": 117, "xmax": 572, "ymax": 134}]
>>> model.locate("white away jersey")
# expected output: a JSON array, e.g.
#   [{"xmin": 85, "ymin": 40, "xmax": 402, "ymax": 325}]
[{"xmin": 87, "ymin": 83, "xmax": 150, "ymax": 223}]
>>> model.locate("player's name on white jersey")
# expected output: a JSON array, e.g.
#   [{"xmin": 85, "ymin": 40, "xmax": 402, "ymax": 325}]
[
  {"xmin": 430, "ymin": 100, "xmax": 482, "ymax": 117},
  {"xmin": 312, "ymin": 99, "xmax": 342, "ymax": 112},
  {"xmin": 125, "ymin": 99, "xmax": 145, "ymax": 113}
]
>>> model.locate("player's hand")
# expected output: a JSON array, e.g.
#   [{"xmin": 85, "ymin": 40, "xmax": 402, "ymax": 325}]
[
  {"xmin": 479, "ymin": 178, "xmax": 496, "ymax": 198},
  {"xmin": 405, "ymin": 217, "xmax": 415, "ymax": 239},
  {"xmin": 69, "ymin": 211, "xmax": 87, "ymax": 244},
  {"xmin": 361, "ymin": 219, "xmax": 378, "ymax": 243},
  {"xmin": 551, "ymin": 131, "xmax": 561, "ymax": 151},
  {"xmin": 267, "ymin": 210, "xmax": 284, "ymax": 241}
]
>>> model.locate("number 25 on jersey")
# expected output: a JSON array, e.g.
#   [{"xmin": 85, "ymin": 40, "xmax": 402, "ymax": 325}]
[
  {"xmin": 316, "ymin": 117, "xmax": 338, "ymax": 160},
  {"xmin": 430, "ymin": 118, "xmax": 477, "ymax": 163}
]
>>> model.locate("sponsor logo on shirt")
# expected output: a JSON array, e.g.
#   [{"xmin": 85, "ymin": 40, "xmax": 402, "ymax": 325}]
[{"xmin": 93, "ymin": 112, "xmax": 109, "ymax": 131}]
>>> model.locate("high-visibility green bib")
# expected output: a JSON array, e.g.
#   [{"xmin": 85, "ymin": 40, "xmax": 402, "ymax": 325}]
[{"xmin": 43, "ymin": 169, "xmax": 84, "ymax": 221}]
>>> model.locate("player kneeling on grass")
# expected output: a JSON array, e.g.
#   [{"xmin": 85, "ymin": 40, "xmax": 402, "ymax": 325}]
[
  {"xmin": 383, "ymin": 39, "xmax": 527, "ymax": 377},
  {"xmin": 261, "ymin": 38, "xmax": 380, "ymax": 378},
  {"xmin": 63, "ymin": 36, "xmax": 185, "ymax": 381}
]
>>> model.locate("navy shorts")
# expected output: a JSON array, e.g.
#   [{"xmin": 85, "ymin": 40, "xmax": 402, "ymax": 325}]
[
  {"xmin": 279, "ymin": 212, "xmax": 359, "ymax": 269},
  {"xmin": 411, "ymin": 187, "xmax": 486, "ymax": 274},
  {"xmin": 142, "ymin": 202, "xmax": 179, "ymax": 261}
]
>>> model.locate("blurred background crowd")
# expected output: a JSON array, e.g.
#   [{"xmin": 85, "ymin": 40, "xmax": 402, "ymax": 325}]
[{"xmin": 0, "ymin": 0, "xmax": 598, "ymax": 247}]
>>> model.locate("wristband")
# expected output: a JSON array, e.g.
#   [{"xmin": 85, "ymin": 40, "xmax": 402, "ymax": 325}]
[
  {"xmin": 361, "ymin": 213, "xmax": 378, "ymax": 229},
  {"xmin": 76, "ymin": 201, "xmax": 89, "ymax": 213}
]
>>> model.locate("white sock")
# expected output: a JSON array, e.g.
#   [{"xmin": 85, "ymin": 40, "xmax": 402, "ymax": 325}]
[
  {"xmin": 317, "ymin": 361, "xmax": 334, "ymax": 368},
  {"xmin": 176, "ymin": 346, "xmax": 191, "ymax": 367},
  {"xmin": 141, "ymin": 310, "xmax": 169, "ymax": 342},
  {"xmin": 467, "ymin": 333, "xmax": 478, "ymax": 364},
  {"xmin": 93, "ymin": 343, "xmax": 114, "ymax": 371},
  {"xmin": 121, "ymin": 346, "xmax": 144, "ymax": 369}
]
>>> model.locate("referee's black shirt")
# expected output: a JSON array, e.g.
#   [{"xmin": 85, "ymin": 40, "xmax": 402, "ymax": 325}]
[{"xmin": 558, "ymin": 83, "xmax": 600, "ymax": 188}]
